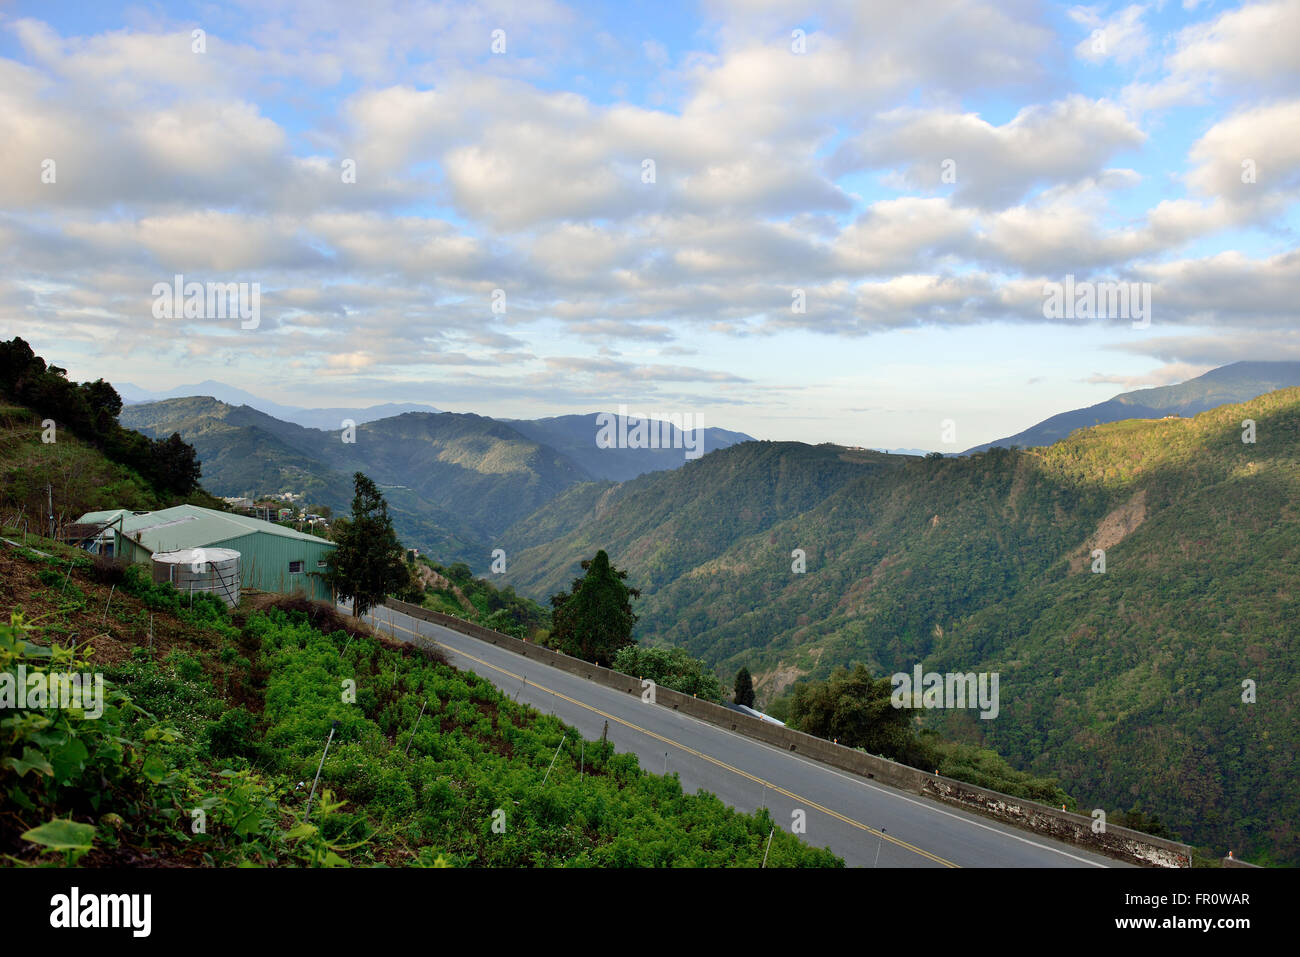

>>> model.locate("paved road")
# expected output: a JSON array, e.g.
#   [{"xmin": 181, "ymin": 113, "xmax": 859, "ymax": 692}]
[{"xmin": 359, "ymin": 602, "xmax": 1124, "ymax": 869}]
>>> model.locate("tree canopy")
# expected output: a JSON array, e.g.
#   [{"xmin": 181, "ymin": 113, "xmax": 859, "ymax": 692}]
[
  {"xmin": 613, "ymin": 644, "xmax": 720, "ymax": 700},
  {"xmin": 326, "ymin": 472, "xmax": 410, "ymax": 619},
  {"xmin": 787, "ymin": 664, "xmax": 918, "ymax": 761},
  {"xmin": 548, "ymin": 550, "xmax": 639, "ymax": 666},
  {"xmin": 734, "ymin": 667, "xmax": 755, "ymax": 708},
  {"xmin": 0, "ymin": 336, "xmax": 203, "ymax": 496}
]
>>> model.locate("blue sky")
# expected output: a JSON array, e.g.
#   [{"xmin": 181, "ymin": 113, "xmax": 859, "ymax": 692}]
[{"xmin": 1, "ymin": 0, "xmax": 1297, "ymax": 449}]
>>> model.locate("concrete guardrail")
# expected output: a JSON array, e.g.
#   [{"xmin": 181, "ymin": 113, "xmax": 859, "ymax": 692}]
[{"xmin": 382, "ymin": 597, "xmax": 1195, "ymax": 868}]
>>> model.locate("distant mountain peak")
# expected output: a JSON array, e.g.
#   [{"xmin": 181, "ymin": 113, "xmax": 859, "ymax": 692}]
[
  {"xmin": 118, "ymin": 380, "xmax": 441, "ymax": 430},
  {"xmin": 961, "ymin": 360, "xmax": 1300, "ymax": 455}
]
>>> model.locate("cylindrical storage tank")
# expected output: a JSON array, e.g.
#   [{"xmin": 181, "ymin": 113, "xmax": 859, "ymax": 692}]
[{"xmin": 152, "ymin": 548, "xmax": 242, "ymax": 608}]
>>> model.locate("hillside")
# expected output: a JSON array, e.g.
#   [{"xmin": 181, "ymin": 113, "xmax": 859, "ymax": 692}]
[
  {"xmin": 0, "ymin": 535, "xmax": 840, "ymax": 868},
  {"xmin": 0, "ymin": 338, "xmax": 217, "ymax": 527},
  {"xmin": 963, "ymin": 361, "xmax": 1300, "ymax": 454},
  {"xmin": 928, "ymin": 390, "xmax": 1300, "ymax": 865},
  {"xmin": 325, "ymin": 413, "xmax": 591, "ymax": 541},
  {"xmin": 1, "ymin": 403, "xmax": 158, "ymax": 527},
  {"xmin": 502, "ymin": 413, "xmax": 754, "ymax": 481},
  {"xmin": 119, "ymin": 400, "xmax": 545, "ymax": 563},
  {"xmin": 500, "ymin": 390, "xmax": 1300, "ymax": 864},
  {"xmin": 118, "ymin": 396, "xmax": 354, "ymax": 500},
  {"xmin": 0, "ymin": 402, "xmax": 222, "ymax": 534},
  {"xmin": 121, "ymin": 399, "xmax": 757, "ymax": 563},
  {"xmin": 499, "ymin": 441, "xmax": 906, "ymax": 597},
  {"xmin": 117, "ymin": 379, "xmax": 442, "ymax": 429}
]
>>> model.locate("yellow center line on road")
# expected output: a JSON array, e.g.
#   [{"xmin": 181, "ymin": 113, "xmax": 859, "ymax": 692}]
[{"xmin": 371, "ymin": 610, "xmax": 960, "ymax": 868}]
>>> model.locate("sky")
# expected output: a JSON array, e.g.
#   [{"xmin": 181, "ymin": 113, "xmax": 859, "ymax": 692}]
[{"xmin": 1, "ymin": 0, "xmax": 1297, "ymax": 450}]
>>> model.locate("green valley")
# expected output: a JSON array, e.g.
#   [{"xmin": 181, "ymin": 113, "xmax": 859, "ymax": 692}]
[{"xmin": 500, "ymin": 389, "xmax": 1300, "ymax": 864}]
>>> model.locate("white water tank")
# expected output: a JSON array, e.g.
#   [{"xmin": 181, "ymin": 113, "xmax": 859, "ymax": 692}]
[{"xmin": 152, "ymin": 548, "xmax": 241, "ymax": 608}]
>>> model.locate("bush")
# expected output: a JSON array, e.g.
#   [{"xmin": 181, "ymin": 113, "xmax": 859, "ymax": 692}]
[
  {"xmin": 167, "ymin": 651, "xmax": 205, "ymax": 683},
  {"xmin": 36, "ymin": 568, "xmax": 64, "ymax": 588},
  {"xmin": 253, "ymin": 594, "xmax": 368, "ymax": 639},
  {"xmin": 206, "ymin": 707, "xmax": 260, "ymax": 759},
  {"xmin": 613, "ymin": 644, "xmax": 722, "ymax": 701},
  {"xmin": 118, "ymin": 564, "xmax": 235, "ymax": 637}
]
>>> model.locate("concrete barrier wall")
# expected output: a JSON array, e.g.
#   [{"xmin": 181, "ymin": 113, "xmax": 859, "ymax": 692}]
[{"xmin": 384, "ymin": 598, "xmax": 1193, "ymax": 868}]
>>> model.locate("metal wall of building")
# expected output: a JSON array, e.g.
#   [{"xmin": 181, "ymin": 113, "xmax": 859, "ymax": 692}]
[
  {"xmin": 208, "ymin": 531, "xmax": 334, "ymax": 601},
  {"xmin": 115, "ymin": 528, "xmax": 334, "ymax": 601}
]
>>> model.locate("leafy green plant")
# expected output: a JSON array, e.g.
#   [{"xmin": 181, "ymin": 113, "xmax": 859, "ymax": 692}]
[
  {"xmin": 20, "ymin": 818, "xmax": 96, "ymax": 865},
  {"xmin": 1, "ymin": 613, "xmax": 180, "ymax": 864},
  {"xmin": 5, "ymin": 552, "xmax": 843, "ymax": 868},
  {"xmin": 613, "ymin": 644, "xmax": 722, "ymax": 701}
]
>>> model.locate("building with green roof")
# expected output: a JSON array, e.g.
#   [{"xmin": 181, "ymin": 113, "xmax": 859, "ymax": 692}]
[{"xmin": 77, "ymin": 504, "xmax": 336, "ymax": 602}]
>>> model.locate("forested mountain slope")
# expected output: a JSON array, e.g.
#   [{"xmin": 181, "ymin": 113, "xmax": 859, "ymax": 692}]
[
  {"xmin": 120, "ymin": 400, "xmax": 583, "ymax": 561},
  {"xmin": 503, "ymin": 390, "xmax": 1300, "ymax": 863},
  {"xmin": 121, "ymin": 399, "xmax": 753, "ymax": 561},
  {"xmin": 500, "ymin": 442, "xmax": 906, "ymax": 597}
]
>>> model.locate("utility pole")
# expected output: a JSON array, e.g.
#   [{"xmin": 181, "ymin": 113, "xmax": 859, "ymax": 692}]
[{"xmin": 48, "ymin": 483, "xmax": 54, "ymax": 540}]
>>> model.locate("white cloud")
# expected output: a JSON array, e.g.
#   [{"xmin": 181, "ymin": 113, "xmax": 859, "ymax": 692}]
[
  {"xmin": 1186, "ymin": 99, "xmax": 1300, "ymax": 204},
  {"xmin": 1111, "ymin": 330, "xmax": 1300, "ymax": 363},
  {"xmin": 834, "ymin": 97, "xmax": 1145, "ymax": 210},
  {"xmin": 1137, "ymin": 250, "xmax": 1300, "ymax": 327},
  {"xmin": 1084, "ymin": 362, "xmax": 1216, "ymax": 388},
  {"xmin": 1125, "ymin": 0, "xmax": 1300, "ymax": 110},
  {"xmin": 1168, "ymin": 0, "xmax": 1300, "ymax": 90},
  {"xmin": 1070, "ymin": 4, "xmax": 1151, "ymax": 64},
  {"xmin": 66, "ymin": 212, "xmax": 324, "ymax": 272},
  {"xmin": 834, "ymin": 198, "xmax": 976, "ymax": 273},
  {"xmin": 1, "ymin": 3, "xmax": 1297, "ymax": 421}
]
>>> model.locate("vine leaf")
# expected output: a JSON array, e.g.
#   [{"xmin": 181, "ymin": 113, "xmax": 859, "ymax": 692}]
[
  {"xmin": 22, "ymin": 818, "xmax": 96, "ymax": 851},
  {"xmin": 3, "ymin": 746, "xmax": 53, "ymax": 778}
]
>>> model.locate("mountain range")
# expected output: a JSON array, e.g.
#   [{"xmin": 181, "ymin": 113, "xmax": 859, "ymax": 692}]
[
  {"xmin": 119, "ymin": 398, "xmax": 753, "ymax": 563},
  {"xmin": 963, "ymin": 361, "xmax": 1300, "ymax": 454},
  {"xmin": 115, "ymin": 364, "xmax": 1300, "ymax": 862},
  {"xmin": 497, "ymin": 388, "xmax": 1300, "ymax": 864},
  {"xmin": 503, "ymin": 414, "xmax": 753, "ymax": 482},
  {"xmin": 119, "ymin": 360, "xmax": 1300, "ymax": 457},
  {"xmin": 116, "ymin": 380, "xmax": 443, "ymax": 430}
]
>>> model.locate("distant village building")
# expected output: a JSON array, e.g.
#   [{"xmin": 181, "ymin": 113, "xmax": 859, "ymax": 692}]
[
  {"xmin": 251, "ymin": 500, "xmax": 282, "ymax": 523},
  {"xmin": 72, "ymin": 504, "xmax": 336, "ymax": 601}
]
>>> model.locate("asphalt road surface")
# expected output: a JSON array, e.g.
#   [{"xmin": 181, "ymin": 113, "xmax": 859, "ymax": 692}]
[{"xmin": 357, "ymin": 601, "xmax": 1124, "ymax": 869}]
